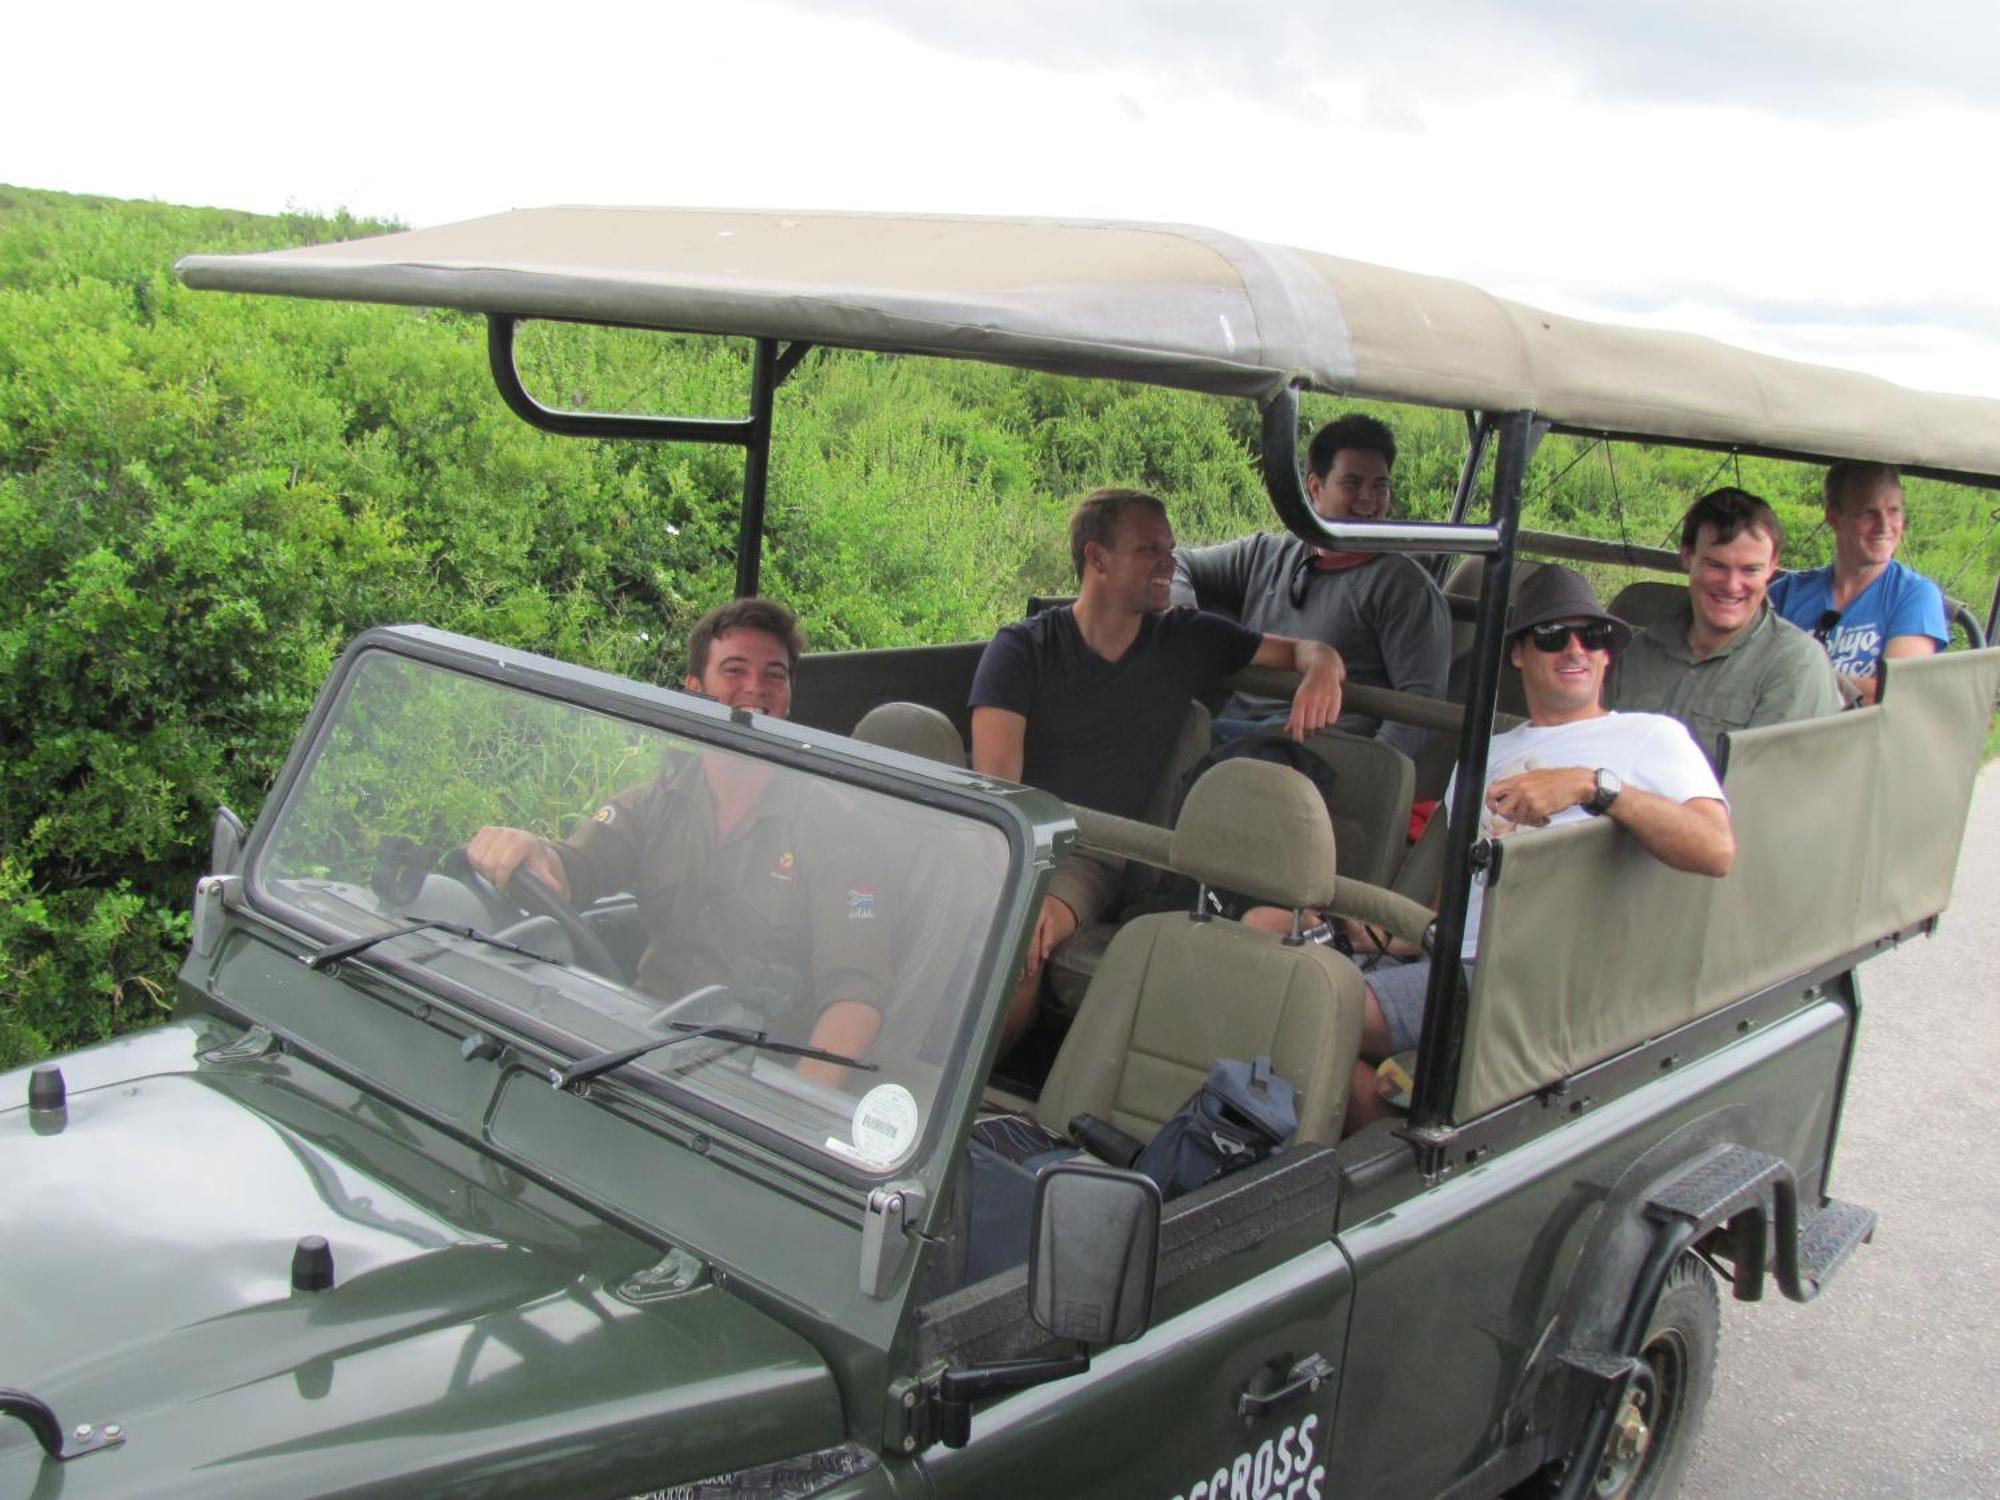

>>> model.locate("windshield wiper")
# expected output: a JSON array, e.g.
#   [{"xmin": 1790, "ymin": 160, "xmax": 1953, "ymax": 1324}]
[
  {"xmin": 299, "ymin": 919, "xmax": 558, "ymax": 973},
  {"xmin": 549, "ymin": 1022, "xmax": 877, "ymax": 1090}
]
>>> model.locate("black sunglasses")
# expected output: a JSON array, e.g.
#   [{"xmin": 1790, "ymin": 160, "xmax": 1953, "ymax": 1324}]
[
  {"xmin": 1813, "ymin": 609, "xmax": 1841, "ymax": 643},
  {"xmin": 1523, "ymin": 620, "xmax": 1618, "ymax": 653}
]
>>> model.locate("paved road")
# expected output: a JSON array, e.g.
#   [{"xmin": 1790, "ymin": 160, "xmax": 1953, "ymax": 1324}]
[{"xmin": 1682, "ymin": 762, "xmax": 2000, "ymax": 1499}]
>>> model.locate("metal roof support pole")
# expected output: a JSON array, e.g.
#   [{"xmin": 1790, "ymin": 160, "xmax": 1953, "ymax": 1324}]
[
  {"xmin": 1432, "ymin": 412, "xmax": 1495, "ymax": 584},
  {"xmin": 484, "ymin": 321, "xmax": 812, "ymax": 599},
  {"xmin": 1406, "ymin": 409, "xmax": 1535, "ymax": 1149},
  {"xmin": 486, "ymin": 317, "xmax": 759, "ymax": 444},
  {"xmin": 734, "ymin": 338, "xmax": 779, "ymax": 599},
  {"xmin": 1448, "ymin": 412, "xmax": 1491, "ymax": 524},
  {"xmin": 1260, "ymin": 389, "xmax": 1507, "ymax": 556}
]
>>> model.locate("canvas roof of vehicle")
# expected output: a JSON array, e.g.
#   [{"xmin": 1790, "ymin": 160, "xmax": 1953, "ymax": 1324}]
[{"xmin": 178, "ymin": 206, "xmax": 2000, "ymax": 482}]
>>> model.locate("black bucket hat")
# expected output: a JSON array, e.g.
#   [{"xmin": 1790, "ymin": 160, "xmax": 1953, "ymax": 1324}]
[{"xmin": 1505, "ymin": 564, "xmax": 1633, "ymax": 652}]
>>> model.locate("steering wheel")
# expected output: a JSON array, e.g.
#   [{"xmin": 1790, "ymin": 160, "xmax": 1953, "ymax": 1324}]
[
  {"xmin": 504, "ymin": 865, "xmax": 625, "ymax": 981},
  {"xmin": 436, "ymin": 845, "xmax": 524, "ymax": 932}
]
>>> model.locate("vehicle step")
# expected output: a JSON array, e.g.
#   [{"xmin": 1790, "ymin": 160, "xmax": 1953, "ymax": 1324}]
[
  {"xmin": 1645, "ymin": 1145, "xmax": 1786, "ymax": 1227},
  {"xmin": 1797, "ymin": 1198, "xmax": 1877, "ymax": 1295}
]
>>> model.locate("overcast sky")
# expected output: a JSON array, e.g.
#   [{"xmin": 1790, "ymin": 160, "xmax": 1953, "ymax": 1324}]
[{"xmin": 10, "ymin": 0, "xmax": 1998, "ymax": 397}]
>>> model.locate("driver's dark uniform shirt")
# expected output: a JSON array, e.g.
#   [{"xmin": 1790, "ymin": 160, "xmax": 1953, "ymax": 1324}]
[{"xmin": 550, "ymin": 749, "xmax": 891, "ymax": 1025}]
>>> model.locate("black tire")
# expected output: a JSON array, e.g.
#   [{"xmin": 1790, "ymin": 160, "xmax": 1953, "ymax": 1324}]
[
  {"xmin": 1511, "ymin": 1253, "xmax": 1721, "ymax": 1500},
  {"xmin": 1590, "ymin": 1253, "xmax": 1720, "ymax": 1500}
]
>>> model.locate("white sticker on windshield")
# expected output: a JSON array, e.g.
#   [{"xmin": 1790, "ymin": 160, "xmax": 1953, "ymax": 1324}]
[{"xmin": 850, "ymin": 1084, "xmax": 920, "ymax": 1167}]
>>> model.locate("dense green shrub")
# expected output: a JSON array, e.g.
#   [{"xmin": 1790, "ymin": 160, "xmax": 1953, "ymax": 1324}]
[{"xmin": 2, "ymin": 184, "xmax": 1995, "ymax": 1066}]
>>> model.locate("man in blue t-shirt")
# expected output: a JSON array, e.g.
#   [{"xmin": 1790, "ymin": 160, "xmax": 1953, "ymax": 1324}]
[
  {"xmin": 970, "ymin": 487, "xmax": 1346, "ymax": 1047},
  {"xmin": 1768, "ymin": 462, "xmax": 1949, "ymax": 705}
]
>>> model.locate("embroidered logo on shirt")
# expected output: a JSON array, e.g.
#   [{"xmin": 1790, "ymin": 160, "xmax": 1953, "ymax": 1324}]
[
  {"xmin": 592, "ymin": 805, "xmax": 616, "ymax": 825},
  {"xmin": 771, "ymin": 851, "xmax": 797, "ymax": 882},
  {"xmin": 847, "ymin": 885, "xmax": 877, "ymax": 919}
]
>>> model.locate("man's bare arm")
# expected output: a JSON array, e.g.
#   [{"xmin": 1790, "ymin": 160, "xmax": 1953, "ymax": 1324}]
[
  {"xmin": 796, "ymin": 1000, "xmax": 884, "ymax": 1088},
  {"xmin": 1485, "ymin": 768, "xmax": 1734, "ymax": 877},
  {"xmin": 1249, "ymin": 635, "xmax": 1346, "ymax": 739},
  {"xmin": 1611, "ymin": 789, "xmax": 1734, "ymax": 876},
  {"xmin": 969, "ymin": 706, "xmax": 1027, "ymax": 783}
]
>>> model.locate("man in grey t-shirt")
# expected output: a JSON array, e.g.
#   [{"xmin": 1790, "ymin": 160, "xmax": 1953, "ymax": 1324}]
[{"xmin": 1170, "ymin": 414, "xmax": 1449, "ymax": 758}]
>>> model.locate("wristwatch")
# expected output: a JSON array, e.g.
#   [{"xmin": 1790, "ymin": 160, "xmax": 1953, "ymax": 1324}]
[{"xmin": 1585, "ymin": 768, "xmax": 1622, "ymax": 816}]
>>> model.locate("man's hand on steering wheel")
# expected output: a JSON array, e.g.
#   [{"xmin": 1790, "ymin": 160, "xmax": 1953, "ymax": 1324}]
[
  {"xmin": 460, "ymin": 827, "xmax": 620, "ymax": 979},
  {"xmin": 467, "ymin": 826, "xmax": 570, "ymax": 900}
]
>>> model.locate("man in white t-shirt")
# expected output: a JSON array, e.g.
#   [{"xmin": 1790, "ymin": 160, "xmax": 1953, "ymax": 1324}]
[{"xmin": 1310, "ymin": 565, "xmax": 1734, "ymax": 1130}]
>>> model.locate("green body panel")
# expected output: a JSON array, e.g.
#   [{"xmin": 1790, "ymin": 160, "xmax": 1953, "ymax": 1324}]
[
  {"xmin": 1325, "ymin": 1000, "xmax": 1849, "ymax": 1497},
  {"xmin": 921, "ymin": 1247, "xmax": 1351, "ymax": 1499},
  {"xmin": 182, "ymin": 930, "xmax": 901, "ymax": 1344},
  {"xmin": 905, "ymin": 993, "xmax": 1850, "ymax": 1500},
  {"xmin": 0, "ymin": 1022, "xmax": 850, "ymax": 1498}
]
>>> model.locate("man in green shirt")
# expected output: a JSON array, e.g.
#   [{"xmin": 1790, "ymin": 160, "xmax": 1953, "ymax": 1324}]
[
  {"xmin": 468, "ymin": 598, "xmax": 891, "ymax": 1085},
  {"xmin": 1608, "ymin": 488, "xmax": 1841, "ymax": 770}
]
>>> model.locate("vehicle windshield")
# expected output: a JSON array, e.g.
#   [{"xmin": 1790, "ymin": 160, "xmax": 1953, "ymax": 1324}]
[{"xmin": 253, "ymin": 646, "xmax": 1014, "ymax": 1174}]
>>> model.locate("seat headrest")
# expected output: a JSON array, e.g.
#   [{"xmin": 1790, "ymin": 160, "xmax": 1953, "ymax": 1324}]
[
  {"xmin": 852, "ymin": 702, "xmax": 967, "ymax": 767},
  {"xmin": 1606, "ymin": 579, "xmax": 1688, "ymax": 632},
  {"xmin": 1169, "ymin": 758, "xmax": 1337, "ymax": 910}
]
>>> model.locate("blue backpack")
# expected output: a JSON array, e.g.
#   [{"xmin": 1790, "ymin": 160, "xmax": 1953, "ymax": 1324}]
[{"xmin": 1132, "ymin": 1055, "xmax": 1298, "ymax": 1200}]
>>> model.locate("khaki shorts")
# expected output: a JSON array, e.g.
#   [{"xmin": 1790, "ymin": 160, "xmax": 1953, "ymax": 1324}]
[{"xmin": 1045, "ymin": 847, "xmax": 1125, "ymax": 930}]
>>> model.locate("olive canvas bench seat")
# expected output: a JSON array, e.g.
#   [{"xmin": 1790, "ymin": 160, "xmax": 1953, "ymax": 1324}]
[
  {"xmin": 1452, "ymin": 645, "xmax": 2000, "ymax": 1120},
  {"xmin": 1035, "ymin": 758, "xmax": 1370, "ymax": 1148}
]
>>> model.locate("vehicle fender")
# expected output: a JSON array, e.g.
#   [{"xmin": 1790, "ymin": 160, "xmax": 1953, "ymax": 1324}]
[{"xmin": 1518, "ymin": 1106, "xmax": 1757, "ymax": 1440}]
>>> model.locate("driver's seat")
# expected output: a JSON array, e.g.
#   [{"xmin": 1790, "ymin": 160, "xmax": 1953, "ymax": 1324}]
[{"xmin": 1034, "ymin": 758, "xmax": 1367, "ymax": 1147}]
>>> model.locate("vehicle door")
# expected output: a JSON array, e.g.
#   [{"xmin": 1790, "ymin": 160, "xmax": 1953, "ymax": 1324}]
[{"xmin": 914, "ymin": 1149, "xmax": 1351, "ymax": 1500}]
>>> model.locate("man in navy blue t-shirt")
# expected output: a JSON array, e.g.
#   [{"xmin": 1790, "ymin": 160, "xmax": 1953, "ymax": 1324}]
[{"xmin": 970, "ymin": 487, "xmax": 1346, "ymax": 1047}]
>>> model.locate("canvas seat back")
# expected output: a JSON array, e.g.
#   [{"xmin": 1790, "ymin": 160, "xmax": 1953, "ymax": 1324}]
[
  {"xmin": 852, "ymin": 700, "xmax": 968, "ymax": 766},
  {"xmin": 1302, "ymin": 727, "xmax": 1414, "ymax": 888},
  {"xmin": 1043, "ymin": 700, "xmax": 1210, "ymax": 1013},
  {"xmin": 1606, "ymin": 578, "xmax": 1687, "ymax": 634},
  {"xmin": 1035, "ymin": 758, "xmax": 1367, "ymax": 1147}
]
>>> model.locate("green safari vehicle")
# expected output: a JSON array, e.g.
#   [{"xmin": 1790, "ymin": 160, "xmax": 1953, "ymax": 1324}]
[{"xmin": 6, "ymin": 209, "xmax": 1999, "ymax": 1500}]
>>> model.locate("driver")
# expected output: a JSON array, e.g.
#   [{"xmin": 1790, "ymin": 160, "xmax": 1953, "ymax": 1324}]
[{"xmin": 468, "ymin": 598, "xmax": 891, "ymax": 1085}]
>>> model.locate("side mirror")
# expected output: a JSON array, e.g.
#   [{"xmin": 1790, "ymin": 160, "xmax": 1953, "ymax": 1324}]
[
  {"xmin": 1029, "ymin": 1160, "xmax": 1160, "ymax": 1346},
  {"xmin": 933, "ymin": 1160, "xmax": 1162, "ymax": 1449},
  {"xmin": 211, "ymin": 806, "xmax": 248, "ymax": 876}
]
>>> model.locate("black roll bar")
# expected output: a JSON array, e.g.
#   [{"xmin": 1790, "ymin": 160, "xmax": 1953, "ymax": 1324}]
[
  {"xmin": 1449, "ymin": 412, "xmax": 1491, "ymax": 521},
  {"xmin": 1402, "ymin": 412, "xmax": 1533, "ymax": 1141},
  {"xmin": 485, "ymin": 317, "xmax": 814, "ymax": 597},
  {"xmin": 1260, "ymin": 389, "xmax": 1505, "ymax": 556},
  {"xmin": 1261, "ymin": 395, "xmax": 1537, "ymax": 1152}
]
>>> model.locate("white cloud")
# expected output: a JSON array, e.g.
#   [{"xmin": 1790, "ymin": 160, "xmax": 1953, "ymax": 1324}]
[{"xmin": 6, "ymin": 0, "xmax": 1999, "ymax": 397}]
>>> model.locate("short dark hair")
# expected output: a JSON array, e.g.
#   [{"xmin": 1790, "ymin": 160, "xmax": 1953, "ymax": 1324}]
[
  {"xmin": 1306, "ymin": 414, "xmax": 1397, "ymax": 479},
  {"xmin": 1823, "ymin": 460, "xmax": 1901, "ymax": 513},
  {"xmin": 685, "ymin": 596, "xmax": 805, "ymax": 679},
  {"xmin": 1679, "ymin": 487, "xmax": 1783, "ymax": 557},
  {"xmin": 1068, "ymin": 487, "xmax": 1166, "ymax": 580}
]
